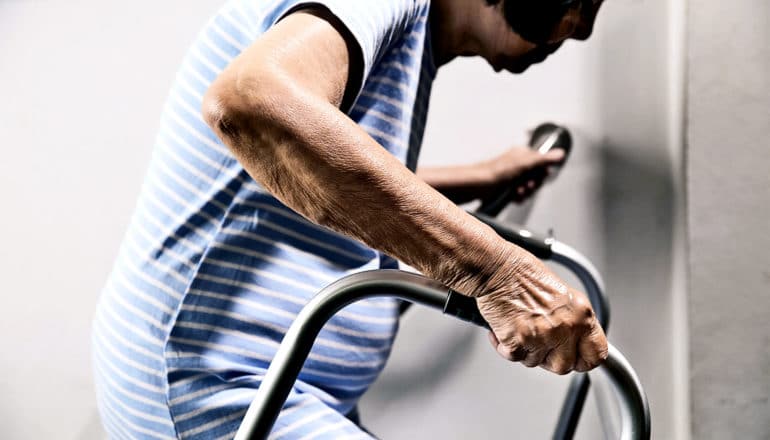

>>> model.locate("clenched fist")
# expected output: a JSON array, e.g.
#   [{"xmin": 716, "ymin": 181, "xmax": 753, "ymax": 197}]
[{"xmin": 476, "ymin": 252, "xmax": 608, "ymax": 375}]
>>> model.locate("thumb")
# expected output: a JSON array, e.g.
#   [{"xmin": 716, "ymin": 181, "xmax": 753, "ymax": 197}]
[
  {"xmin": 540, "ymin": 148, "xmax": 565, "ymax": 164},
  {"xmin": 522, "ymin": 148, "xmax": 565, "ymax": 169}
]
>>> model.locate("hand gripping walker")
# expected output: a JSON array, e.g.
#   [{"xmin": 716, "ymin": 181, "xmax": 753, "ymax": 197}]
[{"xmin": 234, "ymin": 124, "xmax": 651, "ymax": 440}]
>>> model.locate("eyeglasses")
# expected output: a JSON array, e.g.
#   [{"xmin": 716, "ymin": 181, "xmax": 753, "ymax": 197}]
[{"xmin": 503, "ymin": 0, "xmax": 602, "ymax": 45}]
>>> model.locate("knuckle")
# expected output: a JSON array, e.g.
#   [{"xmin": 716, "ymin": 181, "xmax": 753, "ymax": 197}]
[
  {"xmin": 598, "ymin": 345, "xmax": 609, "ymax": 362},
  {"xmin": 502, "ymin": 344, "xmax": 517, "ymax": 356},
  {"xmin": 571, "ymin": 291, "xmax": 589, "ymax": 307},
  {"xmin": 511, "ymin": 346, "xmax": 528, "ymax": 362},
  {"xmin": 516, "ymin": 329, "xmax": 537, "ymax": 346},
  {"xmin": 546, "ymin": 360, "xmax": 571, "ymax": 375},
  {"xmin": 585, "ymin": 352, "xmax": 606, "ymax": 370},
  {"xmin": 578, "ymin": 303, "xmax": 594, "ymax": 319},
  {"xmin": 580, "ymin": 359, "xmax": 598, "ymax": 371},
  {"xmin": 523, "ymin": 359, "xmax": 539, "ymax": 368},
  {"xmin": 571, "ymin": 293, "xmax": 594, "ymax": 317},
  {"xmin": 558, "ymin": 317, "xmax": 576, "ymax": 333}
]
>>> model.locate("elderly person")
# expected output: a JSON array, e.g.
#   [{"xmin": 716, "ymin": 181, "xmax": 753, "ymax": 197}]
[{"xmin": 92, "ymin": 0, "xmax": 607, "ymax": 438}]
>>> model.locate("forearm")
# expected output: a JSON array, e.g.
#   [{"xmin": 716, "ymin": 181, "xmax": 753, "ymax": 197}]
[
  {"xmin": 416, "ymin": 163, "xmax": 496, "ymax": 204},
  {"xmin": 204, "ymin": 78, "xmax": 517, "ymax": 298}
]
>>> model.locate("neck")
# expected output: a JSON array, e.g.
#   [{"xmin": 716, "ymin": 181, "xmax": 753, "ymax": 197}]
[{"xmin": 430, "ymin": 0, "xmax": 480, "ymax": 67}]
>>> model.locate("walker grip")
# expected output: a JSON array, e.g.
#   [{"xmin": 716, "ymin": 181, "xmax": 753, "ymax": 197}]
[{"xmin": 443, "ymin": 290, "xmax": 490, "ymax": 329}]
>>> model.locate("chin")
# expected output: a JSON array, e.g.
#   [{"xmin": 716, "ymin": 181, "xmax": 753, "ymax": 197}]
[
  {"xmin": 499, "ymin": 62, "xmax": 530, "ymax": 74},
  {"xmin": 491, "ymin": 61, "xmax": 528, "ymax": 74}
]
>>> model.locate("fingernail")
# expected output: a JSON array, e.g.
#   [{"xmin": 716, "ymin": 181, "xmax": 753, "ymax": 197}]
[{"xmin": 551, "ymin": 149, "xmax": 565, "ymax": 160}]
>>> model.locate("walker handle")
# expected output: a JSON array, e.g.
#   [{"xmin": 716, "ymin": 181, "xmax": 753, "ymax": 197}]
[{"xmin": 235, "ymin": 271, "xmax": 650, "ymax": 440}]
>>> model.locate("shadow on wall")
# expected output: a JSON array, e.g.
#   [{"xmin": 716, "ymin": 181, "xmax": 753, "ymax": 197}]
[
  {"xmin": 592, "ymin": 1, "xmax": 682, "ymax": 433},
  {"xmin": 598, "ymin": 142, "xmax": 676, "ymax": 437}
]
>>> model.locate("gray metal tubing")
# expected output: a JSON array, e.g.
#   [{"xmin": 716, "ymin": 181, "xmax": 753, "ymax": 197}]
[
  {"xmin": 552, "ymin": 374, "xmax": 591, "ymax": 440},
  {"xmin": 234, "ymin": 270, "xmax": 448, "ymax": 440},
  {"xmin": 234, "ymin": 270, "xmax": 650, "ymax": 440},
  {"xmin": 598, "ymin": 345, "xmax": 652, "ymax": 440}
]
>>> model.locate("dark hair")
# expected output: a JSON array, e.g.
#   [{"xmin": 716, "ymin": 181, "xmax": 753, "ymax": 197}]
[{"xmin": 485, "ymin": 0, "xmax": 580, "ymax": 44}]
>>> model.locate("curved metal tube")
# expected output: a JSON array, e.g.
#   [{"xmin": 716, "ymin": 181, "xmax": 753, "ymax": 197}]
[
  {"xmin": 598, "ymin": 345, "xmax": 652, "ymax": 440},
  {"xmin": 234, "ymin": 270, "xmax": 650, "ymax": 440},
  {"xmin": 235, "ymin": 271, "xmax": 448, "ymax": 440}
]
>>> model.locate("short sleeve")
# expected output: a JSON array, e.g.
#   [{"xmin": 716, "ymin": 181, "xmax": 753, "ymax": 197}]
[{"xmin": 265, "ymin": 0, "xmax": 424, "ymax": 105}]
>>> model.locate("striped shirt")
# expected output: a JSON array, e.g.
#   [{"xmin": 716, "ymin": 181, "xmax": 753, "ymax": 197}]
[{"xmin": 92, "ymin": 0, "xmax": 436, "ymax": 439}]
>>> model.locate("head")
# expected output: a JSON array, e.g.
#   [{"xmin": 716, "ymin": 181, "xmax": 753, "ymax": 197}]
[{"xmin": 433, "ymin": 0, "xmax": 604, "ymax": 73}]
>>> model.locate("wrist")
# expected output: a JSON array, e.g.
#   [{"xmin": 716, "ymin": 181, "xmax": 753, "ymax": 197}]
[{"xmin": 443, "ymin": 227, "xmax": 526, "ymax": 298}]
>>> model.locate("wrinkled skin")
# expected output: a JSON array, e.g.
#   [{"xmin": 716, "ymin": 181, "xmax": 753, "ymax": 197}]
[
  {"xmin": 203, "ymin": 0, "xmax": 609, "ymax": 376},
  {"xmin": 478, "ymin": 253, "xmax": 607, "ymax": 375}
]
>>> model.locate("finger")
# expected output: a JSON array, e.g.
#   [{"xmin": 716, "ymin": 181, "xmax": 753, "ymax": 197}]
[
  {"xmin": 524, "ymin": 148, "xmax": 565, "ymax": 168},
  {"xmin": 529, "ymin": 166, "xmax": 549, "ymax": 182},
  {"xmin": 513, "ymin": 186, "xmax": 529, "ymax": 203},
  {"xmin": 542, "ymin": 340, "xmax": 578, "ymax": 375},
  {"xmin": 517, "ymin": 177, "xmax": 550, "ymax": 202},
  {"xmin": 511, "ymin": 346, "xmax": 529, "ymax": 362},
  {"xmin": 487, "ymin": 331, "xmax": 499, "ymax": 349},
  {"xmin": 488, "ymin": 331, "xmax": 525, "ymax": 362},
  {"xmin": 518, "ymin": 188, "xmax": 536, "ymax": 203},
  {"xmin": 489, "ymin": 331, "xmax": 512, "ymax": 360},
  {"xmin": 542, "ymin": 148, "xmax": 565, "ymax": 164},
  {"xmin": 574, "ymin": 324, "xmax": 609, "ymax": 372},
  {"xmin": 522, "ymin": 347, "xmax": 549, "ymax": 368}
]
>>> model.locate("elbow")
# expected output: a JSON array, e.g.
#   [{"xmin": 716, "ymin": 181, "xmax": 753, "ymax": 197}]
[
  {"xmin": 202, "ymin": 76, "xmax": 256, "ymax": 144},
  {"xmin": 202, "ymin": 83, "xmax": 234, "ymax": 138},
  {"xmin": 202, "ymin": 65, "xmax": 288, "ymax": 148}
]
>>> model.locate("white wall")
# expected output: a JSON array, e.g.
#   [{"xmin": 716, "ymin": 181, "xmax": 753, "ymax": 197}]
[
  {"xmin": 687, "ymin": 1, "xmax": 770, "ymax": 438},
  {"xmin": 0, "ymin": 2, "xmax": 221, "ymax": 438},
  {"xmin": 0, "ymin": 0, "xmax": 687, "ymax": 439}
]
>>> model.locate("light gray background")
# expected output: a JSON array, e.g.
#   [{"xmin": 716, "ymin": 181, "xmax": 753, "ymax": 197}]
[
  {"xmin": 686, "ymin": 1, "xmax": 770, "ymax": 439},
  {"xmin": 13, "ymin": 0, "xmax": 770, "ymax": 438}
]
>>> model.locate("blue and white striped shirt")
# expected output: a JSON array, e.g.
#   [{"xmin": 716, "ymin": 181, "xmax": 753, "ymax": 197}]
[{"xmin": 93, "ymin": 0, "xmax": 436, "ymax": 438}]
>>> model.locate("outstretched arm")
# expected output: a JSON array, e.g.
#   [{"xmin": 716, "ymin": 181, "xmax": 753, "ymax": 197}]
[
  {"xmin": 417, "ymin": 147, "xmax": 564, "ymax": 204},
  {"xmin": 203, "ymin": 9, "xmax": 606, "ymax": 375}
]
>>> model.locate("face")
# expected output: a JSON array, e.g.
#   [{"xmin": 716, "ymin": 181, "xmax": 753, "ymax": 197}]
[{"xmin": 477, "ymin": 0, "xmax": 604, "ymax": 73}]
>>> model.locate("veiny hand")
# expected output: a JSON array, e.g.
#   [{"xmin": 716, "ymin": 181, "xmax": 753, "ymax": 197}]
[
  {"xmin": 479, "ymin": 146, "xmax": 565, "ymax": 203},
  {"xmin": 477, "ymin": 251, "xmax": 608, "ymax": 375}
]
